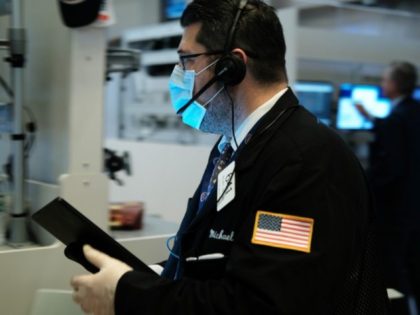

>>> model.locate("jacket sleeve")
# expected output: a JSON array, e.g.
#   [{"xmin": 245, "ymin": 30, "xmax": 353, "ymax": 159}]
[
  {"xmin": 114, "ymin": 154, "xmax": 363, "ymax": 314},
  {"xmin": 373, "ymin": 115, "xmax": 406, "ymax": 186}
]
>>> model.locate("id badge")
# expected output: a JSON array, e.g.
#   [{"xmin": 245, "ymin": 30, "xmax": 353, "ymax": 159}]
[{"xmin": 217, "ymin": 161, "xmax": 236, "ymax": 211}]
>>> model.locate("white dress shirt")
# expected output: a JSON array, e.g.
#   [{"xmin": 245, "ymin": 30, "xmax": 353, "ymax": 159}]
[{"xmin": 218, "ymin": 87, "xmax": 289, "ymax": 153}]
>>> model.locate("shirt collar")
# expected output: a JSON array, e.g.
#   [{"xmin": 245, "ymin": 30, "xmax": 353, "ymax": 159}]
[{"xmin": 218, "ymin": 87, "xmax": 289, "ymax": 153}]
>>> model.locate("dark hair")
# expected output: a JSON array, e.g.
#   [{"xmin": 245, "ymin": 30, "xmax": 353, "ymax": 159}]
[
  {"xmin": 389, "ymin": 61, "xmax": 418, "ymax": 95},
  {"xmin": 180, "ymin": 0, "xmax": 287, "ymax": 84}
]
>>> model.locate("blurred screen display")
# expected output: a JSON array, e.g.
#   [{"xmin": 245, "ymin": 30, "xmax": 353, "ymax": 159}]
[
  {"xmin": 294, "ymin": 81, "xmax": 334, "ymax": 126},
  {"xmin": 413, "ymin": 87, "xmax": 420, "ymax": 101},
  {"xmin": 336, "ymin": 83, "xmax": 391, "ymax": 130},
  {"xmin": 162, "ymin": 0, "xmax": 188, "ymax": 20}
]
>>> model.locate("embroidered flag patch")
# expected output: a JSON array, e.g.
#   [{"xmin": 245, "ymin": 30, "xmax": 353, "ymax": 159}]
[{"xmin": 251, "ymin": 211, "xmax": 314, "ymax": 253}]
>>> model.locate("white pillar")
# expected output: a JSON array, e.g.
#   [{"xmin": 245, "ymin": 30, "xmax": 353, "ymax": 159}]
[
  {"xmin": 23, "ymin": 0, "xmax": 108, "ymax": 229},
  {"xmin": 277, "ymin": 7, "xmax": 298, "ymax": 86}
]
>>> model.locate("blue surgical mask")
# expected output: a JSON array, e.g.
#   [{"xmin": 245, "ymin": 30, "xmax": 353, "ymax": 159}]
[{"xmin": 169, "ymin": 60, "xmax": 224, "ymax": 130}]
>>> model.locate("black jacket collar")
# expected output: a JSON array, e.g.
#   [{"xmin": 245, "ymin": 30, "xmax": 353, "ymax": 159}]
[{"xmin": 234, "ymin": 88, "xmax": 300, "ymax": 171}]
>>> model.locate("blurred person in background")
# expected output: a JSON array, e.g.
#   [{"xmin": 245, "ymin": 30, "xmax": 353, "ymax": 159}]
[{"xmin": 358, "ymin": 61, "xmax": 420, "ymax": 313}]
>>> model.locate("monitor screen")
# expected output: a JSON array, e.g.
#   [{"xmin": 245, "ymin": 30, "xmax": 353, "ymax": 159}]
[
  {"xmin": 294, "ymin": 81, "xmax": 334, "ymax": 126},
  {"xmin": 161, "ymin": 0, "xmax": 188, "ymax": 21},
  {"xmin": 413, "ymin": 87, "xmax": 420, "ymax": 101},
  {"xmin": 336, "ymin": 83, "xmax": 392, "ymax": 130}
]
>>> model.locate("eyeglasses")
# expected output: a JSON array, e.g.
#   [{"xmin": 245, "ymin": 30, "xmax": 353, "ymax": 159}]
[
  {"xmin": 178, "ymin": 50, "xmax": 224, "ymax": 70},
  {"xmin": 178, "ymin": 49, "xmax": 260, "ymax": 70}
]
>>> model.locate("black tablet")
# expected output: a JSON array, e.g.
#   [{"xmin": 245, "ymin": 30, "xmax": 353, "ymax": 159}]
[{"xmin": 32, "ymin": 197, "xmax": 154, "ymax": 274}]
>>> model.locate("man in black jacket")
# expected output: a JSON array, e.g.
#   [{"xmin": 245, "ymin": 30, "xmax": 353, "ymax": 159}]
[
  {"xmin": 71, "ymin": 1, "xmax": 388, "ymax": 314},
  {"xmin": 368, "ymin": 61, "xmax": 420, "ymax": 311}
]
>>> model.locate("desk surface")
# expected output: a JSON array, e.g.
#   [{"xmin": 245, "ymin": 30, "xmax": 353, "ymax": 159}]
[
  {"xmin": 0, "ymin": 215, "xmax": 179, "ymax": 315},
  {"xmin": 0, "ymin": 215, "xmax": 179, "ymax": 252}
]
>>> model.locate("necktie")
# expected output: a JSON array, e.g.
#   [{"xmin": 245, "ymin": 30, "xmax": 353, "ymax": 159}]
[
  {"xmin": 162, "ymin": 143, "xmax": 233, "ymax": 280},
  {"xmin": 199, "ymin": 143, "xmax": 233, "ymax": 210}
]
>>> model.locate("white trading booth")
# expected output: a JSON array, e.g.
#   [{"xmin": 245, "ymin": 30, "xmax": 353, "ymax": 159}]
[{"xmin": 0, "ymin": 1, "xmax": 178, "ymax": 314}]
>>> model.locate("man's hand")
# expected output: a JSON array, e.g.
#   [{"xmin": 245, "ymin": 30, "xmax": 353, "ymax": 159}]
[
  {"xmin": 354, "ymin": 103, "xmax": 373, "ymax": 121},
  {"xmin": 71, "ymin": 245, "xmax": 133, "ymax": 315}
]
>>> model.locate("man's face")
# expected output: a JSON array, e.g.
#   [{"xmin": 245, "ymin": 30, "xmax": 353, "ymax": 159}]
[
  {"xmin": 381, "ymin": 68, "xmax": 398, "ymax": 99},
  {"xmin": 177, "ymin": 22, "xmax": 219, "ymax": 104},
  {"xmin": 177, "ymin": 23, "xmax": 233, "ymax": 136}
]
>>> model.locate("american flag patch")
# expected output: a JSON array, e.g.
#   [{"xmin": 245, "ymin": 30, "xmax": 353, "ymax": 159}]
[{"xmin": 251, "ymin": 211, "xmax": 314, "ymax": 253}]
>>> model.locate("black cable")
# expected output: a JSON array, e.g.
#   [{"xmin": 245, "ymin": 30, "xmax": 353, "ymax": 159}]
[
  {"xmin": 226, "ymin": 88, "xmax": 239, "ymax": 149},
  {"xmin": 215, "ymin": 87, "xmax": 239, "ymax": 204},
  {"xmin": 0, "ymin": 73, "xmax": 37, "ymax": 157},
  {"xmin": 23, "ymin": 106, "xmax": 37, "ymax": 158},
  {"xmin": 166, "ymin": 235, "xmax": 180, "ymax": 260}
]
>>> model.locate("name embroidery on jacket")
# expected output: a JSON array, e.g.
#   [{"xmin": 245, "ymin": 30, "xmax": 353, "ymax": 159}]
[{"xmin": 209, "ymin": 229, "xmax": 235, "ymax": 242}]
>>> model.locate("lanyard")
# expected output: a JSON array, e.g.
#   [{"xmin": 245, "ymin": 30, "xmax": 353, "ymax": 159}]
[{"xmin": 217, "ymin": 105, "xmax": 299, "ymax": 203}]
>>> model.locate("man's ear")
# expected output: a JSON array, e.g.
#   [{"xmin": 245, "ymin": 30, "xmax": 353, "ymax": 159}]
[{"xmin": 231, "ymin": 48, "xmax": 248, "ymax": 65}]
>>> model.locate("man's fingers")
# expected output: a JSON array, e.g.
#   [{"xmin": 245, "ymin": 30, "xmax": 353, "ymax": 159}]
[
  {"xmin": 72, "ymin": 286, "xmax": 85, "ymax": 303},
  {"xmin": 83, "ymin": 244, "xmax": 111, "ymax": 269},
  {"xmin": 72, "ymin": 281, "xmax": 94, "ymax": 313},
  {"xmin": 71, "ymin": 274, "xmax": 92, "ymax": 291}
]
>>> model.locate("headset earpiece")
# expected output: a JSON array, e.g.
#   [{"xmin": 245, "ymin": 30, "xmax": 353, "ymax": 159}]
[
  {"xmin": 215, "ymin": 53, "xmax": 246, "ymax": 86},
  {"xmin": 214, "ymin": 0, "xmax": 248, "ymax": 87}
]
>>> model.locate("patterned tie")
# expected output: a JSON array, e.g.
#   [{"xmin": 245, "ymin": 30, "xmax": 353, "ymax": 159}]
[
  {"xmin": 161, "ymin": 143, "xmax": 233, "ymax": 280},
  {"xmin": 199, "ymin": 142, "xmax": 233, "ymax": 210}
]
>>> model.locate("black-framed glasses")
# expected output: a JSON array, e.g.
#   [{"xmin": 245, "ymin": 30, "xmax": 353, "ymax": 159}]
[
  {"xmin": 179, "ymin": 50, "xmax": 224, "ymax": 70},
  {"xmin": 178, "ymin": 49, "xmax": 260, "ymax": 70}
]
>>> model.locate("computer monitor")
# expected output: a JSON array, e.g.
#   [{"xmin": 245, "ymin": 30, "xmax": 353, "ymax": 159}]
[
  {"xmin": 161, "ymin": 0, "xmax": 188, "ymax": 21},
  {"xmin": 293, "ymin": 81, "xmax": 334, "ymax": 126},
  {"xmin": 413, "ymin": 87, "xmax": 420, "ymax": 101},
  {"xmin": 336, "ymin": 83, "xmax": 392, "ymax": 130}
]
